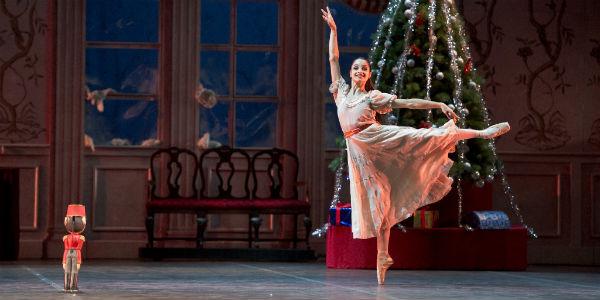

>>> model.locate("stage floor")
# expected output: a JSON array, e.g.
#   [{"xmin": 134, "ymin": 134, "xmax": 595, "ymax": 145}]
[{"xmin": 1, "ymin": 261, "xmax": 599, "ymax": 299}]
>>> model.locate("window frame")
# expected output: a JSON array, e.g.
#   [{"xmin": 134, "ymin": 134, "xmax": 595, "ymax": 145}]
[
  {"xmin": 199, "ymin": 0, "xmax": 283, "ymax": 149},
  {"xmin": 84, "ymin": 0, "xmax": 166, "ymax": 148}
]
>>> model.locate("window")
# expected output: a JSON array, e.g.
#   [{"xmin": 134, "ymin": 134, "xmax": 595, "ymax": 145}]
[
  {"xmin": 199, "ymin": 0, "xmax": 280, "ymax": 148},
  {"xmin": 325, "ymin": 1, "xmax": 380, "ymax": 149},
  {"xmin": 84, "ymin": 0, "xmax": 160, "ymax": 146}
]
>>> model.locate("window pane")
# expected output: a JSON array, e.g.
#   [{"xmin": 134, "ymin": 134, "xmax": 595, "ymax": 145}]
[
  {"xmin": 199, "ymin": 101, "xmax": 230, "ymax": 146},
  {"xmin": 200, "ymin": 50, "xmax": 230, "ymax": 96},
  {"xmin": 85, "ymin": 99, "xmax": 157, "ymax": 146},
  {"xmin": 86, "ymin": 48, "xmax": 158, "ymax": 94},
  {"xmin": 86, "ymin": 0, "xmax": 159, "ymax": 43},
  {"xmin": 329, "ymin": 1, "xmax": 379, "ymax": 47},
  {"xmin": 325, "ymin": 103, "xmax": 342, "ymax": 148},
  {"xmin": 236, "ymin": 0, "xmax": 278, "ymax": 45},
  {"xmin": 235, "ymin": 102, "xmax": 276, "ymax": 147},
  {"xmin": 236, "ymin": 51, "xmax": 277, "ymax": 96},
  {"xmin": 200, "ymin": 0, "xmax": 231, "ymax": 44}
]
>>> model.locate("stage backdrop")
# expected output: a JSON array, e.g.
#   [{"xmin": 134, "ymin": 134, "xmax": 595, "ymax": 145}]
[{"xmin": 0, "ymin": 0, "xmax": 599, "ymax": 264}]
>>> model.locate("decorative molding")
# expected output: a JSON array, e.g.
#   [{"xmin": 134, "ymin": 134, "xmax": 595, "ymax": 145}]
[
  {"xmin": 590, "ymin": 172, "xmax": 600, "ymax": 238},
  {"xmin": 91, "ymin": 166, "xmax": 148, "ymax": 232},
  {"xmin": 506, "ymin": 173, "xmax": 562, "ymax": 238},
  {"xmin": 7, "ymin": 164, "xmax": 41, "ymax": 231}
]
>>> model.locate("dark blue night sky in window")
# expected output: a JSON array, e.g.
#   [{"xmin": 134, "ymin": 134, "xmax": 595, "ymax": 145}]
[
  {"xmin": 237, "ymin": 0, "xmax": 278, "ymax": 45},
  {"xmin": 86, "ymin": 48, "xmax": 158, "ymax": 94},
  {"xmin": 85, "ymin": 100, "xmax": 158, "ymax": 146},
  {"xmin": 86, "ymin": 0, "xmax": 159, "ymax": 42},
  {"xmin": 329, "ymin": 1, "xmax": 379, "ymax": 47},
  {"xmin": 200, "ymin": 0, "xmax": 231, "ymax": 44}
]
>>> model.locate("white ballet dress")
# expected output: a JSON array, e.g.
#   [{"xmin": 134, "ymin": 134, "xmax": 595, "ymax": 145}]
[{"xmin": 330, "ymin": 77, "xmax": 461, "ymax": 239}]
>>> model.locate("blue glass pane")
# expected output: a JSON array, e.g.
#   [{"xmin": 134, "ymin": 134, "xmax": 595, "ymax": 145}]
[
  {"xmin": 325, "ymin": 103, "xmax": 342, "ymax": 148},
  {"xmin": 86, "ymin": 48, "xmax": 158, "ymax": 94},
  {"xmin": 85, "ymin": 100, "xmax": 157, "ymax": 146},
  {"xmin": 237, "ymin": 0, "xmax": 278, "ymax": 45},
  {"xmin": 328, "ymin": 1, "xmax": 379, "ymax": 47},
  {"xmin": 200, "ymin": 50, "xmax": 230, "ymax": 96},
  {"xmin": 86, "ymin": 0, "xmax": 158, "ymax": 42},
  {"xmin": 235, "ymin": 102, "xmax": 276, "ymax": 147},
  {"xmin": 325, "ymin": 51, "xmax": 369, "ymax": 86},
  {"xmin": 199, "ymin": 101, "xmax": 229, "ymax": 146},
  {"xmin": 236, "ymin": 51, "xmax": 277, "ymax": 96},
  {"xmin": 200, "ymin": 0, "xmax": 231, "ymax": 44}
]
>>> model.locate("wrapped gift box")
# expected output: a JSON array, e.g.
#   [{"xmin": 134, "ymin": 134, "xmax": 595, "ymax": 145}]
[
  {"xmin": 329, "ymin": 203, "xmax": 351, "ymax": 227},
  {"xmin": 462, "ymin": 210, "xmax": 511, "ymax": 230},
  {"xmin": 413, "ymin": 209, "xmax": 439, "ymax": 228}
]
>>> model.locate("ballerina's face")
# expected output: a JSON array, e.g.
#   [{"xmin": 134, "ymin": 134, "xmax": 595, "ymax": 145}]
[{"xmin": 350, "ymin": 58, "xmax": 371, "ymax": 86}]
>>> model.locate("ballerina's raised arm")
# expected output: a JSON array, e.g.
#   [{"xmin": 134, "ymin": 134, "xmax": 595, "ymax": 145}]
[{"xmin": 321, "ymin": 7, "xmax": 341, "ymax": 90}]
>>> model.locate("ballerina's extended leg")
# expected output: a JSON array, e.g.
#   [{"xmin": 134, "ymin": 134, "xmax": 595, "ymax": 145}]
[{"xmin": 455, "ymin": 122, "xmax": 510, "ymax": 140}]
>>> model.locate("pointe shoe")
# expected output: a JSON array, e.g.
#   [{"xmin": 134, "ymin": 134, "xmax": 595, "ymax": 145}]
[
  {"xmin": 377, "ymin": 254, "xmax": 394, "ymax": 285},
  {"xmin": 481, "ymin": 122, "xmax": 510, "ymax": 139}
]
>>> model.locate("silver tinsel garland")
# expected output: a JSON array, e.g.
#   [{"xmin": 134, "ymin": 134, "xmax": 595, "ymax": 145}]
[
  {"xmin": 390, "ymin": 0, "xmax": 420, "ymax": 96},
  {"xmin": 373, "ymin": 1, "xmax": 402, "ymax": 87},
  {"xmin": 424, "ymin": 0, "xmax": 438, "ymax": 122},
  {"xmin": 312, "ymin": 147, "xmax": 347, "ymax": 238}
]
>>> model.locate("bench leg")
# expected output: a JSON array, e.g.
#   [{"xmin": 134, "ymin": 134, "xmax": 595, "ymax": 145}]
[
  {"xmin": 250, "ymin": 214, "xmax": 262, "ymax": 249},
  {"xmin": 247, "ymin": 215, "xmax": 253, "ymax": 248},
  {"xmin": 303, "ymin": 215, "xmax": 312, "ymax": 250},
  {"xmin": 293, "ymin": 214, "xmax": 298, "ymax": 249},
  {"xmin": 145, "ymin": 214, "xmax": 154, "ymax": 248},
  {"xmin": 196, "ymin": 213, "xmax": 208, "ymax": 248}
]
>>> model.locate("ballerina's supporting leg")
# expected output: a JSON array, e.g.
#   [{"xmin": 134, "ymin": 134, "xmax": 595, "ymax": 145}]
[{"xmin": 376, "ymin": 221, "xmax": 394, "ymax": 285}]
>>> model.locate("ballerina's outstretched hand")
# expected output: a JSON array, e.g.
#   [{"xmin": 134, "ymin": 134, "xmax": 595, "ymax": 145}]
[
  {"xmin": 439, "ymin": 103, "xmax": 459, "ymax": 122},
  {"xmin": 321, "ymin": 7, "xmax": 336, "ymax": 31}
]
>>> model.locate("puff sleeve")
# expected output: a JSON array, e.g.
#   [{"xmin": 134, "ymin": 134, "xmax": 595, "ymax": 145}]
[
  {"xmin": 368, "ymin": 90, "xmax": 397, "ymax": 114},
  {"xmin": 329, "ymin": 77, "xmax": 350, "ymax": 103}
]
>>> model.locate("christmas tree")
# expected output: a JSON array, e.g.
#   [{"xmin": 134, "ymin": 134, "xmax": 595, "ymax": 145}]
[{"xmin": 369, "ymin": 0, "xmax": 497, "ymax": 185}]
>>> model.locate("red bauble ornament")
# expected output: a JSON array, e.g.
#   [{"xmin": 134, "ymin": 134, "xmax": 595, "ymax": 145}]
[
  {"xmin": 410, "ymin": 44, "xmax": 421, "ymax": 57},
  {"xmin": 415, "ymin": 13, "xmax": 425, "ymax": 27},
  {"xmin": 464, "ymin": 58, "xmax": 473, "ymax": 74}
]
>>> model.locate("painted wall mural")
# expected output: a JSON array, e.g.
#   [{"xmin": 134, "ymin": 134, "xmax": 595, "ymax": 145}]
[
  {"xmin": 588, "ymin": 38, "xmax": 600, "ymax": 150},
  {"xmin": 513, "ymin": 0, "xmax": 572, "ymax": 150},
  {"xmin": 0, "ymin": 0, "xmax": 46, "ymax": 143},
  {"xmin": 459, "ymin": 0, "xmax": 503, "ymax": 96}
]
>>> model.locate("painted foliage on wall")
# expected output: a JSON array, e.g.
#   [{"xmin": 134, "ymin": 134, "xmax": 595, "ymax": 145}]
[
  {"xmin": 461, "ymin": 0, "xmax": 600, "ymax": 153},
  {"xmin": 587, "ymin": 39, "xmax": 600, "ymax": 149},
  {"xmin": 459, "ymin": 0, "xmax": 503, "ymax": 96},
  {"xmin": 512, "ymin": 0, "xmax": 572, "ymax": 150},
  {"xmin": 0, "ymin": 0, "xmax": 46, "ymax": 143}
]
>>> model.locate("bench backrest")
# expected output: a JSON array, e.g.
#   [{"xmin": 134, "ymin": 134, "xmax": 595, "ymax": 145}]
[
  {"xmin": 199, "ymin": 146, "xmax": 251, "ymax": 199},
  {"xmin": 149, "ymin": 147, "xmax": 199, "ymax": 199},
  {"xmin": 251, "ymin": 148, "xmax": 299, "ymax": 200}
]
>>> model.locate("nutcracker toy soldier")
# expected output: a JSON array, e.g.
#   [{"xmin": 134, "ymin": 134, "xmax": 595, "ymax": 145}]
[{"xmin": 63, "ymin": 204, "xmax": 86, "ymax": 293}]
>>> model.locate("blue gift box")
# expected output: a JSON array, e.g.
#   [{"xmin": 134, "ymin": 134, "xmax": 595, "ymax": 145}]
[
  {"xmin": 462, "ymin": 211, "xmax": 511, "ymax": 230},
  {"xmin": 329, "ymin": 203, "xmax": 351, "ymax": 227}
]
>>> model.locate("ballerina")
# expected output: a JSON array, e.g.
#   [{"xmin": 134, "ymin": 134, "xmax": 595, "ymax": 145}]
[{"xmin": 321, "ymin": 7, "xmax": 510, "ymax": 285}]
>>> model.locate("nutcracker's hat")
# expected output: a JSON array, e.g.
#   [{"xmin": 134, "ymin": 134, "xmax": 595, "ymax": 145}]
[{"xmin": 66, "ymin": 204, "xmax": 86, "ymax": 217}]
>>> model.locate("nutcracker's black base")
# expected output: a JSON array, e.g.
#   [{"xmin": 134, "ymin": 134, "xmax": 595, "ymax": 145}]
[{"xmin": 139, "ymin": 247, "xmax": 316, "ymax": 262}]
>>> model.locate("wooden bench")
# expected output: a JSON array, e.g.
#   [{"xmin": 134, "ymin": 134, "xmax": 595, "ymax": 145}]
[{"xmin": 145, "ymin": 146, "xmax": 312, "ymax": 250}]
